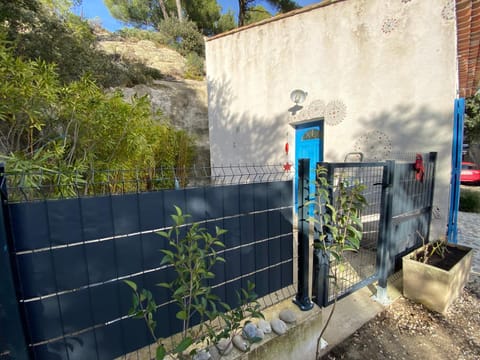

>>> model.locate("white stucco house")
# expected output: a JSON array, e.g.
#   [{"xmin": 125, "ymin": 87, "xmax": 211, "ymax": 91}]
[{"xmin": 205, "ymin": 0, "xmax": 479, "ymax": 239}]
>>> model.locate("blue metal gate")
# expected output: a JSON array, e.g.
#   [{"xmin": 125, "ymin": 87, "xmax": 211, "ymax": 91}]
[{"xmin": 307, "ymin": 153, "xmax": 438, "ymax": 306}]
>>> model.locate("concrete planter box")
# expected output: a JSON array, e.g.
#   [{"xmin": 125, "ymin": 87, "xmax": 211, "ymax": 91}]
[{"xmin": 402, "ymin": 243, "xmax": 473, "ymax": 314}]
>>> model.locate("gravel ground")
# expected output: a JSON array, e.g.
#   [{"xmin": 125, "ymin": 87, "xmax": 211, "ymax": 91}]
[
  {"xmin": 322, "ymin": 274, "xmax": 480, "ymax": 360},
  {"xmin": 321, "ymin": 208, "xmax": 480, "ymax": 360}
]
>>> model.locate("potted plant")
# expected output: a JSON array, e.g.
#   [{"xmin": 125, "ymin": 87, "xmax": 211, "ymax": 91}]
[{"xmin": 402, "ymin": 233, "xmax": 473, "ymax": 314}]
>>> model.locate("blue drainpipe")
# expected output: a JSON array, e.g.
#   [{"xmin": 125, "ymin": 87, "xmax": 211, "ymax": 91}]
[{"xmin": 447, "ymin": 98, "xmax": 465, "ymax": 244}]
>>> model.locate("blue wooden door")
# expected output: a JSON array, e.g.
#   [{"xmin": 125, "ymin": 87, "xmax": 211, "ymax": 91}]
[{"xmin": 295, "ymin": 122, "xmax": 324, "ymax": 210}]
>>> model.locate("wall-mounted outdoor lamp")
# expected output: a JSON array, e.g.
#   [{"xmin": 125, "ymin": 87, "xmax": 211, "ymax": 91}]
[
  {"xmin": 290, "ymin": 89, "xmax": 308, "ymax": 105},
  {"xmin": 289, "ymin": 89, "xmax": 308, "ymax": 115}
]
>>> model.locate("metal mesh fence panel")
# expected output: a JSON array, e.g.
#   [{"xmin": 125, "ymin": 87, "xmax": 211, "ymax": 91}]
[
  {"xmin": 325, "ymin": 163, "xmax": 385, "ymax": 303},
  {"xmin": 3, "ymin": 164, "xmax": 293, "ymax": 203},
  {"xmin": 5, "ymin": 176, "xmax": 295, "ymax": 359}
]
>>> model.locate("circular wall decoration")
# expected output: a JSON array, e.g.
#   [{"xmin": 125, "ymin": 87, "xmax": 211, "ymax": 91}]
[
  {"xmin": 293, "ymin": 106, "xmax": 310, "ymax": 121},
  {"xmin": 381, "ymin": 17, "xmax": 399, "ymax": 34},
  {"xmin": 324, "ymin": 100, "xmax": 347, "ymax": 126},
  {"xmin": 441, "ymin": 0, "xmax": 454, "ymax": 21},
  {"xmin": 353, "ymin": 130, "xmax": 392, "ymax": 160},
  {"xmin": 306, "ymin": 99, "xmax": 326, "ymax": 119}
]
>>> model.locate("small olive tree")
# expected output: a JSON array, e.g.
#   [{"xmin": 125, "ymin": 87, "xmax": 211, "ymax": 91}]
[
  {"xmin": 126, "ymin": 206, "xmax": 226, "ymax": 358},
  {"xmin": 307, "ymin": 166, "xmax": 367, "ymax": 359},
  {"xmin": 126, "ymin": 206, "xmax": 263, "ymax": 359}
]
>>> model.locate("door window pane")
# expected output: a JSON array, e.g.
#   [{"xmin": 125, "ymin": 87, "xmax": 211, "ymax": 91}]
[{"xmin": 302, "ymin": 129, "xmax": 321, "ymax": 140}]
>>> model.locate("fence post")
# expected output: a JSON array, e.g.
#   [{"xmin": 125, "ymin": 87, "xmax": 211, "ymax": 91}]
[
  {"xmin": 0, "ymin": 164, "xmax": 31, "ymax": 359},
  {"xmin": 425, "ymin": 152, "xmax": 438, "ymax": 243},
  {"xmin": 312, "ymin": 162, "xmax": 335, "ymax": 307},
  {"xmin": 447, "ymin": 99, "xmax": 465, "ymax": 244},
  {"xmin": 375, "ymin": 160, "xmax": 395, "ymax": 304},
  {"xmin": 293, "ymin": 159, "xmax": 314, "ymax": 311}
]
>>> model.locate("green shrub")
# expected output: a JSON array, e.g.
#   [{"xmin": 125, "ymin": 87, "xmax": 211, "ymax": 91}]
[
  {"xmin": 0, "ymin": 41, "xmax": 194, "ymax": 199},
  {"xmin": 459, "ymin": 189, "xmax": 480, "ymax": 213},
  {"xmin": 157, "ymin": 18, "xmax": 205, "ymax": 57},
  {"xmin": 116, "ymin": 27, "xmax": 168, "ymax": 45},
  {"xmin": 3, "ymin": 3, "xmax": 163, "ymax": 88},
  {"xmin": 97, "ymin": 58, "xmax": 163, "ymax": 87},
  {"xmin": 125, "ymin": 206, "xmax": 263, "ymax": 360},
  {"xmin": 184, "ymin": 52, "xmax": 205, "ymax": 80}
]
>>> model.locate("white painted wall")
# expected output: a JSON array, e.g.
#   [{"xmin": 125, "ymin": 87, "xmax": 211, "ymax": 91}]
[{"xmin": 206, "ymin": 0, "xmax": 457, "ymax": 237}]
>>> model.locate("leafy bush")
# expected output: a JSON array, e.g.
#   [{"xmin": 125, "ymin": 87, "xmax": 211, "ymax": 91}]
[
  {"xmin": 126, "ymin": 207, "xmax": 263, "ymax": 360},
  {"xmin": 157, "ymin": 18, "xmax": 205, "ymax": 57},
  {"xmin": 117, "ymin": 26, "xmax": 206, "ymax": 80},
  {"xmin": 0, "ymin": 39, "xmax": 194, "ymax": 198},
  {"xmin": 459, "ymin": 189, "xmax": 480, "ymax": 213},
  {"xmin": 2, "ymin": 2, "xmax": 163, "ymax": 88},
  {"xmin": 116, "ymin": 27, "xmax": 168, "ymax": 44},
  {"xmin": 184, "ymin": 52, "xmax": 205, "ymax": 80}
]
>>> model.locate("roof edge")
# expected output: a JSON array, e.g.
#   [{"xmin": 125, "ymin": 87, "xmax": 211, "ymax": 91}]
[{"xmin": 206, "ymin": 0, "xmax": 347, "ymax": 42}]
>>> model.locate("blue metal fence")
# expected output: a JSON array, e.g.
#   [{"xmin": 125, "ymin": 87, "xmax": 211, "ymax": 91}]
[
  {"xmin": 308, "ymin": 153, "xmax": 437, "ymax": 306},
  {"xmin": 0, "ymin": 173, "xmax": 294, "ymax": 359}
]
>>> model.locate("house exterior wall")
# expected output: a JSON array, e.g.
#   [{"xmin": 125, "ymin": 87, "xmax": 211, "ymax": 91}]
[{"xmin": 206, "ymin": 0, "xmax": 457, "ymax": 238}]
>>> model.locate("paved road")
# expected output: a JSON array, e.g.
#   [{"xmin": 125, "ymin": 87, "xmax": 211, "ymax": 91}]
[{"xmin": 457, "ymin": 211, "xmax": 480, "ymax": 274}]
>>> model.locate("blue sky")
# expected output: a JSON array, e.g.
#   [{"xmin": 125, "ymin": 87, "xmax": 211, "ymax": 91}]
[{"xmin": 73, "ymin": 0, "xmax": 321, "ymax": 32}]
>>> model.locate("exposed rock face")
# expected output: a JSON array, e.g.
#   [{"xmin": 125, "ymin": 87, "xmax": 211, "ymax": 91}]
[
  {"xmin": 97, "ymin": 36, "xmax": 209, "ymax": 166},
  {"xmin": 97, "ymin": 39, "xmax": 186, "ymax": 79},
  {"xmin": 121, "ymin": 80, "xmax": 209, "ymax": 165}
]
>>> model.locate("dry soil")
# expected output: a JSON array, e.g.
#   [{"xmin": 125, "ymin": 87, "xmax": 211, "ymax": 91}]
[{"xmin": 322, "ymin": 274, "xmax": 480, "ymax": 360}]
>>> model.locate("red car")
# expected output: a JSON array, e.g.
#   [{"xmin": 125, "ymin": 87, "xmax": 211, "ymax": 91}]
[{"xmin": 460, "ymin": 162, "xmax": 480, "ymax": 184}]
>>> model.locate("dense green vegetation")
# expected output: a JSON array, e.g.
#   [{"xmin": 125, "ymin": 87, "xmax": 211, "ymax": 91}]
[
  {"xmin": 0, "ymin": 0, "xmax": 195, "ymax": 198},
  {"xmin": 104, "ymin": 0, "xmax": 300, "ymax": 31},
  {"xmin": 238, "ymin": 0, "xmax": 299, "ymax": 25},
  {"xmin": 0, "ymin": 0, "xmax": 306, "ymax": 198},
  {"xmin": 465, "ymin": 93, "xmax": 480, "ymax": 145},
  {"xmin": 459, "ymin": 188, "xmax": 480, "ymax": 213},
  {"xmin": 1, "ymin": 0, "xmax": 164, "ymax": 88}
]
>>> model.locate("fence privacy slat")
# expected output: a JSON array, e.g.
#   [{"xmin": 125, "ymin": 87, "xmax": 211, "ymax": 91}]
[
  {"xmin": 33, "ymin": 339, "xmax": 68, "ymax": 359},
  {"xmin": 53, "ymin": 246, "xmax": 89, "ymax": 290},
  {"xmin": 223, "ymin": 216, "xmax": 241, "ymax": 247},
  {"xmin": 59, "ymin": 290, "xmax": 94, "ymax": 333},
  {"xmin": 25, "ymin": 297, "xmax": 63, "ymax": 343},
  {"xmin": 115, "ymin": 235, "xmax": 143, "ymax": 277},
  {"xmin": 81, "ymin": 196, "xmax": 115, "ymax": 239},
  {"xmin": 254, "ymin": 183, "xmax": 268, "ymax": 211},
  {"xmin": 10, "ymin": 202, "xmax": 50, "ymax": 251},
  {"xmin": 112, "ymin": 194, "xmax": 140, "ymax": 235},
  {"xmin": 6, "ymin": 180, "xmax": 294, "ymax": 359},
  {"xmin": 138, "ymin": 191, "xmax": 164, "ymax": 231},
  {"xmin": 90, "ymin": 282, "xmax": 121, "ymax": 324},
  {"xmin": 17, "ymin": 252, "xmax": 56, "ymax": 298},
  {"xmin": 47, "ymin": 199, "xmax": 83, "ymax": 245},
  {"xmin": 163, "ymin": 189, "xmax": 185, "ymax": 227},
  {"xmin": 95, "ymin": 322, "xmax": 124, "ymax": 359},
  {"xmin": 185, "ymin": 187, "xmax": 207, "ymax": 221},
  {"xmin": 205, "ymin": 186, "xmax": 223, "ymax": 218},
  {"xmin": 239, "ymin": 183, "xmax": 255, "ymax": 212}
]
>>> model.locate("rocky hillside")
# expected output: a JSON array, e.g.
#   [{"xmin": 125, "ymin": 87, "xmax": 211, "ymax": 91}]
[{"xmin": 97, "ymin": 35, "xmax": 209, "ymax": 165}]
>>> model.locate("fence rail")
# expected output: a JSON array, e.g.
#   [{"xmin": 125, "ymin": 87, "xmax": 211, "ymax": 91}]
[
  {"xmin": 0, "ymin": 167, "xmax": 295, "ymax": 359},
  {"xmin": 2, "ymin": 164, "xmax": 293, "ymax": 203}
]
